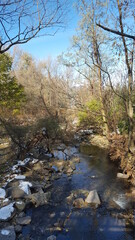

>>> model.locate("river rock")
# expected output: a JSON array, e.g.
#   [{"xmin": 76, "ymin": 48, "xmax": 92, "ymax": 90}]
[
  {"xmin": 73, "ymin": 198, "xmax": 85, "ymax": 208},
  {"xmin": 6, "ymin": 186, "xmax": 27, "ymax": 199},
  {"xmin": 108, "ymin": 200, "xmax": 122, "ymax": 210},
  {"xmin": 47, "ymin": 235, "xmax": 56, "ymax": 240},
  {"xmin": 117, "ymin": 173, "xmax": 129, "ymax": 179},
  {"xmin": 15, "ymin": 201, "xmax": 26, "ymax": 211},
  {"xmin": 16, "ymin": 216, "xmax": 31, "ymax": 225},
  {"xmin": 0, "ymin": 203, "xmax": 15, "ymax": 221},
  {"xmin": 66, "ymin": 193, "xmax": 74, "ymax": 204},
  {"xmin": 52, "ymin": 166, "xmax": 59, "ymax": 172},
  {"xmin": 0, "ymin": 226, "xmax": 16, "ymax": 240},
  {"xmin": 26, "ymin": 190, "xmax": 51, "ymax": 207},
  {"xmin": 6, "ymin": 180, "xmax": 19, "ymax": 188},
  {"xmin": 85, "ymin": 190, "xmax": 101, "ymax": 206},
  {"xmin": 57, "ymin": 144, "xmax": 66, "ymax": 151},
  {"xmin": 14, "ymin": 225, "xmax": 22, "ymax": 233},
  {"xmin": 14, "ymin": 175, "xmax": 26, "ymax": 180},
  {"xmin": 0, "ymin": 188, "xmax": 6, "ymax": 199},
  {"xmin": 66, "ymin": 167, "xmax": 74, "ymax": 174},
  {"xmin": 52, "ymin": 150, "xmax": 67, "ymax": 160},
  {"xmin": 64, "ymin": 147, "xmax": 78, "ymax": 157}
]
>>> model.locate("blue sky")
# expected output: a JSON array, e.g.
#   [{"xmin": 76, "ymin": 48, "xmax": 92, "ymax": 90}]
[
  {"xmin": 20, "ymin": 3, "xmax": 78, "ymax": 60},
  {"xmin": 20, "ymin": 28, "xmax": 76, "ymax": 60}
]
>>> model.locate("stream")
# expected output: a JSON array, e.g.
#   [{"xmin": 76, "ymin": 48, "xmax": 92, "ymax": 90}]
[{"xmin": 22, "ymin": 144, "xmax": 135, "ymax": 240}]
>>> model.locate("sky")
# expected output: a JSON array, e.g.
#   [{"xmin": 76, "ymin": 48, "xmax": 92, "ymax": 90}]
[
  {"xmin": 20, "ymin": 2, "xmax": 79, "ymax": 60},
  {"xmin": 20, "ymin": 28, "xmax": 76, "ymax": 60}
]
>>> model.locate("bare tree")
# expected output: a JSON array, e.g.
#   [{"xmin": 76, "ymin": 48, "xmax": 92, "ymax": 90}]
[{"xmin": 0, "ymin": 0, "xmax": 68, "ymax": 53}]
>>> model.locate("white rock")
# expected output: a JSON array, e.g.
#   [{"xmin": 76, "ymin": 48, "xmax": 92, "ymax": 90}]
[
  {"xmin": 85, "ymin": 190, "xmax": 101, "ymax": 205},
  {"xmin": 19, "ymin": 181, "xmax": 32, "ymax": 195},
  {"xmin": 15, "ymin": 175, "xmax": 26, "ymax": 180},
  {"xmin": 12, "ymin": 165, "xmax": 18, "ymax": 171},
  {"xmin": 0, "ymin": 188, "xmax": 6, "ymax": 199},
  {"xmin": 112, "ymin": 194, "xmax": 127, "ymax": 209},
  {"xmin": 3, "ymin": 198, "xmax": 9, "ymax": 203},
  {"xmin": 0, "ymin": 203, "xmax": 14, "ymax": 220},
  {"xmin": 1, "ymin": 230, "xmax": 10, "ymax": 235},
  {"xmin": 31, "ymin": 159, "xmax": 39, "ymax": 164},
  {"xmin": 117, "ymin": 173, "xmax": 129, "ymax": 179}
]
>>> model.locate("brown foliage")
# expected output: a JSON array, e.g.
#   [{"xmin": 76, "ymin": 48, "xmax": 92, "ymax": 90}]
[{"xmin": 108, "ymin": 133, "xmax": 128, "ymax": 163}]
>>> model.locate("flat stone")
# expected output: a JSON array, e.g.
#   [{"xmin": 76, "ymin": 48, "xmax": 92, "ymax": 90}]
[
  {"xmin": 85, "ymin": 190, "xmax": 101, "ymax": 205},
  {"xmin": 16, "ymin": 216, "xmax": 31, "ymax": 225},
  {"xmin": 14, "ymin": 175, "xmax": 26, "ymax": 180},
  {"xmin": 117, "ymin": 173, "xmax": 129, "ymax": 179},
  {"xmin": 0, "ymin": 226, "xmax": 16, "ymax": 240},
  {"xmin": 0, "ymin": 188, "xmax": 6, "ymax": 199},
  {"xmin": 0, "ymin": 203, "xmax": 15, "ymax": 221}
]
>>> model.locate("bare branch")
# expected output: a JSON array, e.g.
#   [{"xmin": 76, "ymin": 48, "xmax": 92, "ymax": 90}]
[
  {"xmin": 0, "ymin": 0, "xmax": 68, "ymax": 53},
  {"xmin": 96, "ymin": 23, "xmax": 135, "ymax": 40}
]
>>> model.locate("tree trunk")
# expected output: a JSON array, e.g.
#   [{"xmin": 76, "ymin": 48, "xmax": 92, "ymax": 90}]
[
  {"xmin": 117, "ymin": 0, "xmax": 134, "ymax": 151},
  {"xmin": 127, "ymin": 72, "xmax": 134, "ymax": 152},
  {"xmin": 98, "ymin": 68, "xmax": 109, "ymax": 134}
]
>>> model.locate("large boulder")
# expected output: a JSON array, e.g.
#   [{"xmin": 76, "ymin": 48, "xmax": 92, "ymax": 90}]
[
  {"xmin": 85, "ymin": 190, "xmax": 101, "ymax": 206},
  {"xmin": 0, "ymin": 226, "xmax": 16, "ymax": 240}
]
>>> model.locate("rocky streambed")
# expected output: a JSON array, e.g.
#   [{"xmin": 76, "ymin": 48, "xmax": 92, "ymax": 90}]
[{"xmin": 0, "ymin": 141, "xmax": 135, "ymax": 240}]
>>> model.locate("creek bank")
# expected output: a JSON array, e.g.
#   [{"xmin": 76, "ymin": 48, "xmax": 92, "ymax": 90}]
[
  {"xmin": 0, "ymin": 132, "xmax": 134, "ymax": 239},
  {"xmin": 0, "ymin": 144, "xmax": 80, "ymax": 238},
  {"xmin": 80, "ymin": 132, "xmax": 135, "ymax": 192}
]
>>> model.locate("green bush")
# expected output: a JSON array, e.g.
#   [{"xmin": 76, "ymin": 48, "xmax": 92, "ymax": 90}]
[
  {"xmin": 0, "ymin": 53, "xmax": 26, "ymax": 112},
  {"xmin": 78, "ymin": 99, "xmax": 103, "ymax": 128}
]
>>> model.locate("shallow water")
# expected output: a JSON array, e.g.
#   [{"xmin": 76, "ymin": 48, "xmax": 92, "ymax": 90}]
[{"xmin": 24, "ymin": 145, "xmax": 135, "ymax": 240}]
